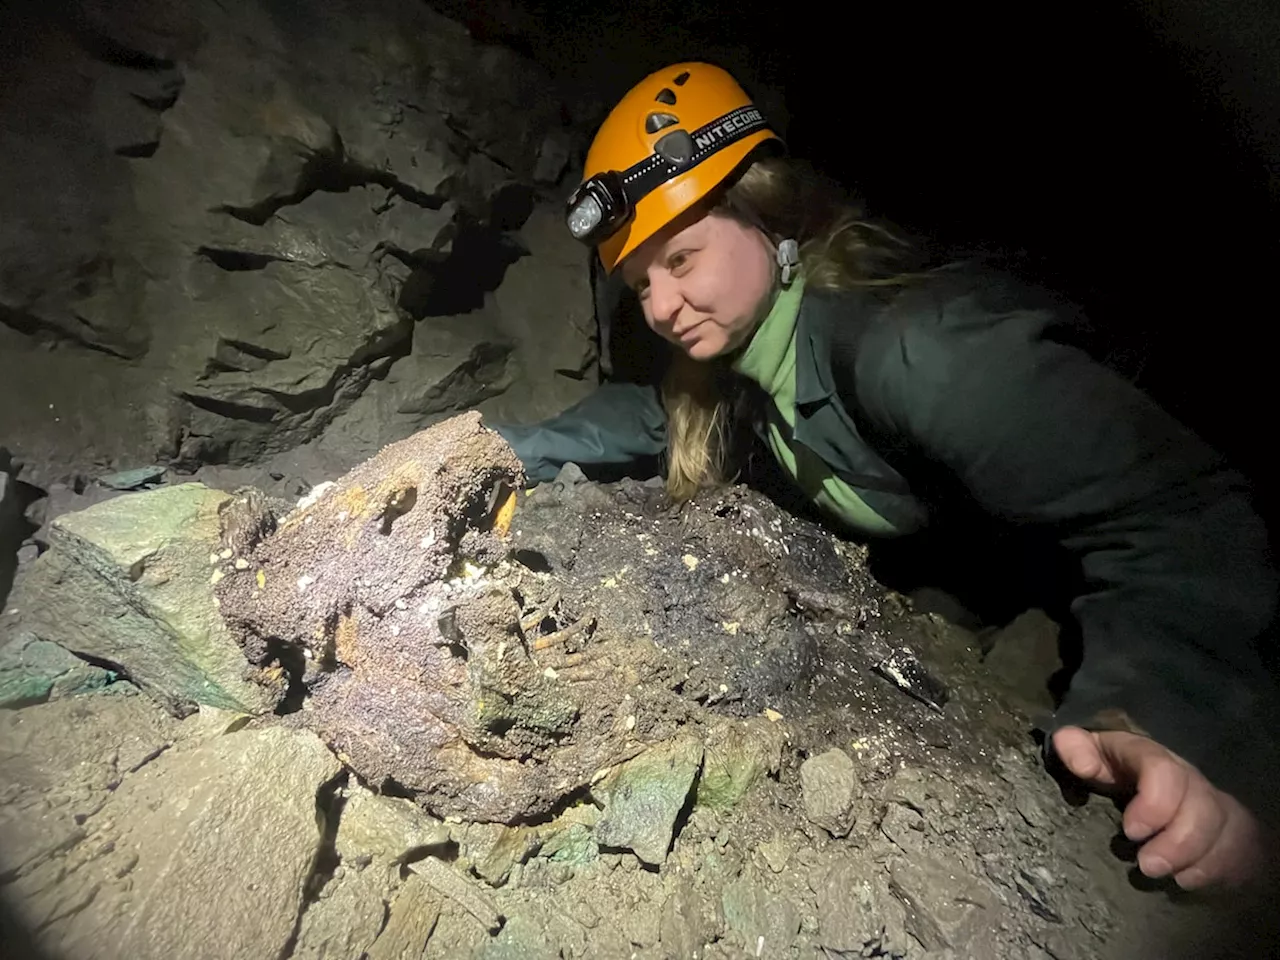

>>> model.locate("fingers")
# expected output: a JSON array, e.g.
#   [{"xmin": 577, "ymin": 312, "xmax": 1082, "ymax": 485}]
[
  {"xmin": 1051, "ymin": 728, "xmax": 1263, "ymax": 888},
  {"xmin": 1169, "ymin": 792, "xmax": 1262, "ymax": 889},
  {"xmin": 1050, "ymin": 726, "xmax": 1115, "ymax": 787},
  {"xmin": 1114, "ymin": 738, "xmax": 1191, "ymax": 844},
  {"xmin": 1133, "ymin": 771, "xmax": 1224, "ymax": 880}
]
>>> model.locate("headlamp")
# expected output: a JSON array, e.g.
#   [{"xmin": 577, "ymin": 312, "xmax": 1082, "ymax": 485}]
[
  {"xmin": 565, "ymin": 171, "xmax": 629, "ymax": 246},
  {"xmin": 564, "ymin": 104, "xmax": 773, "ymax": 248}
]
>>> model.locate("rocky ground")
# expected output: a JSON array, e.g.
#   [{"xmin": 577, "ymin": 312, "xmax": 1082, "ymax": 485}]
[{"xmin": 3, "ymin": 417, "xmax": 1274, "ymax": 960}]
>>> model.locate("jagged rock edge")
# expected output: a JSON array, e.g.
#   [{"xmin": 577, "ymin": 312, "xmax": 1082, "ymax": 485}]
[
  {"xmin": 178, "ymin": 318, "xmax": 409, "ymax": 430},
  {"xmin": 0, "ymin": 304, "xmax": 139, "ymax": 361},
  {"xmin": 215, "ymin": 148, "xmax": 451, "ymax": 229}
]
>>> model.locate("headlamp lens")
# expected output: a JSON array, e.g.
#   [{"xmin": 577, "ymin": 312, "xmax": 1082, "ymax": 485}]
[
  {"xmin": 565, "ymin": 171, "xmax": 629, "ymax": 246},
  {"xmin": 567, "ymin": 194, "xmax": 604, "ymax": 241}
]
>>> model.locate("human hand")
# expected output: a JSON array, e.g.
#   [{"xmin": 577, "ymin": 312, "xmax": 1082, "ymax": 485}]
[{"xmin": 1050, "ymin": 726, "xmax": 1264, "ymax": 889}]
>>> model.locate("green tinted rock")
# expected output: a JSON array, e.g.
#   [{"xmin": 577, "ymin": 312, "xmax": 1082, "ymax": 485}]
[
  {"xmin": 542, "ymin": 823, "xmax": 599, "ymax": 865},
  {"xmin": 12, "ymin": 484, "xmax": 272, "ymax": 716},
  {"xmin": 0, "ymin": 633, "xmax": 114, "ymax": 708},
  {"xmin": 695, "ymin": 717, "xmax": 784, "ymax": 813},
  {"xmin": 594, "ymin": 734, "xmax": 703, "ymax": 866}
]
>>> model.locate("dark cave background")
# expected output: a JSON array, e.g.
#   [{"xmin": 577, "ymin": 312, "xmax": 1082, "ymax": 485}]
[{"xmin": 469, "ymin": 0, "xmax": 1280, "ymax": 528}]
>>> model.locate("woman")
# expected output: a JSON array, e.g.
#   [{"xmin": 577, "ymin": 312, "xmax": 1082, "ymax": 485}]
[{"xmin": 497, "ymin": 62, "xmax": 1278, "ymax": 888}]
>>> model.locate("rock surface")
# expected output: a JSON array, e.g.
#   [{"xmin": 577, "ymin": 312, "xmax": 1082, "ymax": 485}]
[
  {"xmin": 8, "ymin": 482, "xmax": 275, "ymax": 716},
  {"xmin": 0, "ymin": 632, "xmax": 115, "ymax": 708},
  {"xmin": 722, "ymin": 867, "xmax": 801, "ymax": 956},
  {"xmin": 800, "ymin": 747, "xmax": 860, "ymax": 837},
  {"xmin": 5, "ymin": 447, "xmax": 1276, "ymax": 958},
  {"xmin": 594, "ymin": 734, "xmax": 705, "ymax": 866},
  {"xmin": 215, "ymin": 413, "xmax": 678, "ymax": 822},
  {"xmin": 1, "ymin": 714, "xmax": 341, "ymax": 960},
  {"xmin": 981, "ymin": 608, "xmax": 1063, "ymax": 719},
  {"xmin": 365, "ymin": 874, "xmax": 446, "ymax": 959},
  {"xmin": 0, "ymin": 692, "xmax": 181, "ymax": 889},
  {"xmin": 694, "ymin": 717, "xmax": 785, "ymax": 813},
  {"xmin": 0, "ymin": 0, "xmax": 596, "ymax": 491}
]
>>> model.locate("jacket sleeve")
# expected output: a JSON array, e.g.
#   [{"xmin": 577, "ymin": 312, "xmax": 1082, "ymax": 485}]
[
  {"xmin": 489, "ymin": 381, "xmax": 667, "ymax": 484},
  {"xmin": 837, "ymin": 285, "xmax": 1280, "ymax": 811}
]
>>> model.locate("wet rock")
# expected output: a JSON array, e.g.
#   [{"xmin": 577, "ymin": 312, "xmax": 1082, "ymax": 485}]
[
  {"xmin": 800, "ymin": 747, "xmax": 860, "ymax": 837},
  {"xmin": 721, "ymin": 868, "xmax": 800, "ymax": 956},
  {"xmin": 507, "ymin": 482, "xmax": 853, "ymax": 711},
  {"xmin": 501, "ymin": 462, "xmax": 611, "ymax": 572},
  {"xmin": 10, "ymin": 483, "xmax": 274, "ymax": 716},
  {"xmin": 594, "ymin": 734, "xmax": 704, "ymax": 866},
  {"xmin": 9, "ymin": 726, "xmax": 341, "ymax": 960},
  {"xmin": 694, "ymin": 717, "xmax": 785, "ymax": 813},
  {"xmin": 0, "ymin": 633, "xmax": 115, "ymax": 708}
]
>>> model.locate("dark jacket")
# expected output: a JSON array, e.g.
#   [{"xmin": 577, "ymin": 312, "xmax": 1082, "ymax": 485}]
[{"xmin": 496, "ymin": 263, "xmax": 1280, "ymax": 813}]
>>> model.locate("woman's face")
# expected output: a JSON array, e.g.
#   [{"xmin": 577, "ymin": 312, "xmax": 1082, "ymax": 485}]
[{"xmin": 619, "ymin": 209, "xmax": 776, "ymax": 361}]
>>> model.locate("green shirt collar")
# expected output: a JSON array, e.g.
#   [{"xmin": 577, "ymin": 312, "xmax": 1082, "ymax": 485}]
[{"xmin": 731, "ymin": 276, "xmax": 806, "ymax": 396}]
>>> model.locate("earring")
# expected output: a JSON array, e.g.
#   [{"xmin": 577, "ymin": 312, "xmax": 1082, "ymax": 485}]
[{"xmin": 777, "ymin": 238, "xmax": 799, "ymax": 287}]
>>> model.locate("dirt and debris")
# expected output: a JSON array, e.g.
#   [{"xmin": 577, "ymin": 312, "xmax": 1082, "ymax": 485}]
[{"xmin": 3, "ymin": 414, "xmax": 1277, "ymax": 958}]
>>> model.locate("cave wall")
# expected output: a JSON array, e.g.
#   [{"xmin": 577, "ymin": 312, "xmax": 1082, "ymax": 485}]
[
  {"xmin": 5, "ymin": 0, "xmax": 1278, "ymax": 537},
  {"xmin": 0, "ymin": 0, "xmax": 599, "ymax": 491}
]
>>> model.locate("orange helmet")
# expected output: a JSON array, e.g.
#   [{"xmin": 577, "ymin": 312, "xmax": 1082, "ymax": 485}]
[{"xmin": 565, "ymin": 62, "xmax": 783, "ymax": 274}]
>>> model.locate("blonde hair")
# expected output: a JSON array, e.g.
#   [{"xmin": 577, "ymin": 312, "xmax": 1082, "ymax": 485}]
[{"xmin": 661, "ymin": 154, "xmax": 925, "ymax": 501}]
